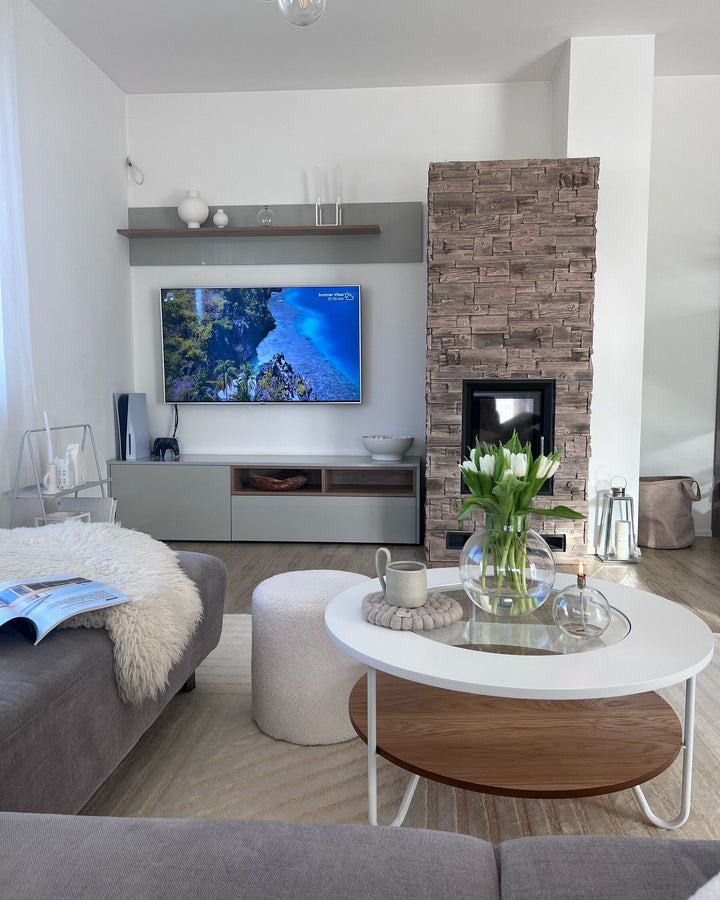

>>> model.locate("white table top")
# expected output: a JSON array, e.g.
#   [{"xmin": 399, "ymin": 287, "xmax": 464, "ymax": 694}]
[{"xmin": 325, "ymin": 567, "xmax": 715, "ymax": 700}]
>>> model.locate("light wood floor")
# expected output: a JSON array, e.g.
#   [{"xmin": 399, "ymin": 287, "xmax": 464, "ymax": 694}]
[{"xmin": 168, "ymin": 536, "xmax": 720, "ymax": 630}]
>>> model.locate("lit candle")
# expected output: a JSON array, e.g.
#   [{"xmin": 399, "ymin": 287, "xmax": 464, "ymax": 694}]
[
  {"xmin": 577, "ymin": 559, "xmax": 586, "ymax": 588},
  {"xmin": 576, "ymin": 560, "xmax": 587, "ymax": 630},
  {"xmin": 42, "ymin": 409, "xmax": 53, "ymax": 466}
]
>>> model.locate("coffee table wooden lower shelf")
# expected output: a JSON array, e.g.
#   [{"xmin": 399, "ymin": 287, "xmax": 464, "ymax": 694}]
[{"xmin": 349, "ymin": 672, "xmax": 683, "ymax": 799}]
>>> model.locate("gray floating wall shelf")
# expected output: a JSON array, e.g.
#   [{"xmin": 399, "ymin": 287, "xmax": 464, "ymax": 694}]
[{"xmin": 119, "ymin": 202, "xmax": 423, "ymax": 265}]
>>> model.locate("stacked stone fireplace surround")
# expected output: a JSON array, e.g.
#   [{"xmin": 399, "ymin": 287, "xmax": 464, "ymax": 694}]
[{"xmin": 425, "ymin": 158, "xmax": 599, "ymax": 566}]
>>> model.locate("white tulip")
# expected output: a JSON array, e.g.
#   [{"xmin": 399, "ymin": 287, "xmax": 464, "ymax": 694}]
[
  {"xmin": 459, "ymin": 459, "xmax": 478, "ymax": 474},
  {"xmin": 478, "ymin": 454, "xmax": 495, "ymax": 476},
  {"xmin": 537, "ymin": 456, "xmax": 552, "ymax": 479},
  {"xmin": 537, "ymin": 455, "xmax": 561, "ymax": 479},
  {"xmin": 508, "ymin": 452, "xmax": 528, "ymax": 478}
]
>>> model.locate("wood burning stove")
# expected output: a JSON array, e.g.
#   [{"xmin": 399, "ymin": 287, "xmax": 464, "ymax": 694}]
[{"xmin": 461, "ymin": 378, "xmax": 556, "ymax": 495}]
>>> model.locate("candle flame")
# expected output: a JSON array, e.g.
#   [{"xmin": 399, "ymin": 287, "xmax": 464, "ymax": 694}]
[{"xmin": 578, "ymin": 560, "xmax": 584, "ymax": 578}]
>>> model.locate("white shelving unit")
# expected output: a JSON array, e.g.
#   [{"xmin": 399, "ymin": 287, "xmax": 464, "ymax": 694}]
[{"xmin": 7, "ymin": 423, "xmax": 110, "ymax": 527}]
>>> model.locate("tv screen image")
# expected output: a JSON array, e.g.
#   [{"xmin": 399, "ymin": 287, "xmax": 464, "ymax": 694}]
[{"xmin": 160, "ymin": 286, "xmax": 361, "ymax": 403}]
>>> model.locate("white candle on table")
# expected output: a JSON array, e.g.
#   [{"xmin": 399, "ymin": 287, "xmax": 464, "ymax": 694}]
[{"xmin": 42, "ymin": 409, "xmax": 53, "ymax": 466}]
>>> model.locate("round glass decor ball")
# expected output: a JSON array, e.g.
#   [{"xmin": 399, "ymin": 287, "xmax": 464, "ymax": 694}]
[
  {"xmin": 459, "ymin": 515, "xmax": 556, "ymax": 617},
  {"xmin": 552, "ymin": 585, "xmax": 612, "ymax": 639},
  {"xmin": 256, "ymin": 205, "xmax": 276, "ymax": 227},
  {"xmin": 278, "ymin": 0, "xmax": 326, "ymax": 26}
]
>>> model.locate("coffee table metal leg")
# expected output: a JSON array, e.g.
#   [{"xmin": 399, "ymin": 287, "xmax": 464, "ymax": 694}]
[
  {"xmin": 632, "ymin": 675, "xmax": 696, "ymax": 829},
  {"xmin": 366, "ymin": 666, "xmax": 421, "ymax": 827}
]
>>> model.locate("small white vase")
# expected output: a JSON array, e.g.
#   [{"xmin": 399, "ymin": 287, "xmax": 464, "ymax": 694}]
[
  {"xmin": 213, "ymin": 208, "xmax": 229, "ymax": 228},
  {"xmin": 177, "ymin": 190, "xmax": 209, "ymax": 229}
]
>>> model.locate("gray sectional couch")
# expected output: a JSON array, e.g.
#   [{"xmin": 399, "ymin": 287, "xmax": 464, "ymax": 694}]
[
  {"xmin": 2, "ymin": 549, "xmax": 718, "ymax": 898},
  {"xmin": 0, "ymin": 814, "xmax": 718, "ymax": 899},
  {"xmin": 0, "ymin": 550, "xmax": 226, "ymax": 814}
]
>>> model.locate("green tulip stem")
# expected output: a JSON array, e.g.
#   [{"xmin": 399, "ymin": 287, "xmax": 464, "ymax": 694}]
[{"xmin": 483, "ymin": 515, "xmax": 532, "ymax": 615}]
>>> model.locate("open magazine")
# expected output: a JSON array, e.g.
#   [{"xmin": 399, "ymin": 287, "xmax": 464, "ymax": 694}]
[{"xmin": 0, "ymin": 575, "xmax": 129, "ymax": 644}]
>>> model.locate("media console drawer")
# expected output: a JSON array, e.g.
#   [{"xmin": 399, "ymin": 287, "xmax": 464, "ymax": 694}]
[{"xmin": 231, "ymin": 495, "xmax": 418, "ymax": 543}]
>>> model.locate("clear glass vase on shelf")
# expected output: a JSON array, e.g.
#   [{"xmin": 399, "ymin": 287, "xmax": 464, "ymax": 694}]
[{"xmin": 459, "ymin": 513, "xmax": 556, "ymax": 616}]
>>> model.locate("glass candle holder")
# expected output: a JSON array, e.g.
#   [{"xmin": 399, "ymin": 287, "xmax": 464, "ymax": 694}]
[{"xmin": 552, "ymin": 567, "xmax": 612, "ymax": 638}]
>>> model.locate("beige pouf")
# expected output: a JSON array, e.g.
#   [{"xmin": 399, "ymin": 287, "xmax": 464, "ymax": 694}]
[{"xmin": 251, "ymin": 569, "xmax": 371, "ymax": 745}]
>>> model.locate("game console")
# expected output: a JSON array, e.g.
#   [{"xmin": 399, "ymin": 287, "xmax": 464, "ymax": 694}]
[{"xmin": 113, "ymin": 393, "xmax": 151, "ymax": 460}]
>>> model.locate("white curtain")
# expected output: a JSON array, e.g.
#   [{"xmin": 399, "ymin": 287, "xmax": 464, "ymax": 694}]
[{"xmin": 0, "ymin": 0, "xmax": 37, "ymax": 514}]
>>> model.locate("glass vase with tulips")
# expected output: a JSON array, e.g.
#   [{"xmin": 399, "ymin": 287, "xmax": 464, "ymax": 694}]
[{"xmin": 458, "ymin": 431, "xmax": 585, "ymax": 616}]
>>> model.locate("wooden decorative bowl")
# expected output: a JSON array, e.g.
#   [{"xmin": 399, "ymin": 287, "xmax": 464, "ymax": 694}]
[{"xmin": 248, "ymin": 472, "xmax": 308, "ymax": 492}]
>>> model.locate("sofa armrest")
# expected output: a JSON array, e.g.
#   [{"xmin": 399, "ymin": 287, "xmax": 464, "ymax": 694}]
[{"xmin": 497, "ymin": 835, "xmax": 720, "ymax": 900}]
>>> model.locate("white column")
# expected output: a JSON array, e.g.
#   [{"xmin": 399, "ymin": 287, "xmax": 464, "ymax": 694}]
[
  {"xmin": 556, "ymin": 36, "xmax": 655, "ymax": 548},
  {"xmin": 641, "ymin": 77, "xmax": 720, "ymax": 536}
]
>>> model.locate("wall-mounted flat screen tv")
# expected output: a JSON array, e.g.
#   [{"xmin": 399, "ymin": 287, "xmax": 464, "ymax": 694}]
[{"xmin": 160, "ymin": 286, "xmax": 361, "ymax": 403}]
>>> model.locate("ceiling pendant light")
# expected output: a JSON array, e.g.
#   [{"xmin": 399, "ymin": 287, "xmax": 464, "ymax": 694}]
[{"xmin": 277, "ymin": 0, "xmax": 326, "ymax": 27}]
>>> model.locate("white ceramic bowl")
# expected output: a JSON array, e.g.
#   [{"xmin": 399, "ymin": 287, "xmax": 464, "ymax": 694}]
[{"xmin": 361, "ymin": 435, "xmax": 414, "ymax": 461}]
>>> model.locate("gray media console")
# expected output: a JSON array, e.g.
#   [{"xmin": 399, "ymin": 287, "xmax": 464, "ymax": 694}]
[{"xmin": 107, "ymin": 454, "xmax": 421, "ymax": 544}]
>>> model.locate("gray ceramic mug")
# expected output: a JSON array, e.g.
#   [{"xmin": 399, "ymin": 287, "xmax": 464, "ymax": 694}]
[{"xmin": 375, "ymin": 547, "xmax": 427, "ymax": 608}]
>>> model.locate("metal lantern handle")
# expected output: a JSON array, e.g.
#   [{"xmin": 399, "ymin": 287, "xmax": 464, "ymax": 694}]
[{"xmin": 610, "ymin": 475, "xmax": 627, "ymax": 497}]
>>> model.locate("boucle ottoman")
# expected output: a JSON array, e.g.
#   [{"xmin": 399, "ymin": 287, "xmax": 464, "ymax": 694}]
[{"xmin": 251, "ymin": 569, "xmax": 370, "ymax": 745}]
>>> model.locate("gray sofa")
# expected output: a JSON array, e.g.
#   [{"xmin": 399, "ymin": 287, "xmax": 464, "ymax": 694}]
[
  {"xmin": 0, "ymin": 814, "xmax": 718, "ymax": 899},
  {"xmin": 0, "ymin": 550, "xmax": 226, "ymax": 814}
]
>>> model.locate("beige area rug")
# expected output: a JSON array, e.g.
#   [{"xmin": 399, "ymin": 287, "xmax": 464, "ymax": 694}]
[{"xmin": 82, "ymin": 616, "xmax": 720, "ymax": 842}]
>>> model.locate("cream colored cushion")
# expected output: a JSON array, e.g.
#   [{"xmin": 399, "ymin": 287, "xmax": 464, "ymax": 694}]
[{"xmin": 251, "ymin": 569, "xmax": 370, "ymax": 745}]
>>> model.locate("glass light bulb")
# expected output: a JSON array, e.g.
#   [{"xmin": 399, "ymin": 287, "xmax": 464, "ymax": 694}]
[
  {"xmin": 256, "ymin": 205, "xmax": 276, "ymax": 227},
  {"xmin": 278, "ymin": 0, "xmax": 326, "ymax": 26}
]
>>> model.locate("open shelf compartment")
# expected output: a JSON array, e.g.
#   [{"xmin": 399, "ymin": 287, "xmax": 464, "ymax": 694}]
[
  {"xmin": 231, "ymin": 466, "xmax": 323, "ymax": 495},
  {"xmin": 323, "ymin": 467, "xmax": 416, "ymax": 497}
]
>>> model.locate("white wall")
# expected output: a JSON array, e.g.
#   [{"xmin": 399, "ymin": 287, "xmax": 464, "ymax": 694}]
[
  {"xmin": 641, "ymin": 76, "xmax": 720, "ymax": 535},
  {"xmin": 562, "ymin": 36, "xmax": 656, "ymax": 547},
  {"xmin": 13, "ymin": 0, "xmax": 132, "ymax": 513},
  {"xmin": 16, "ymin": 7, "xmax": 713, "ymax": 544},
  {"xmin": 550, "ymin": 45, "xmax": 570, "ymax": 158},
  {"xmin": 126, "ymin": 83, "xmax": 551, "ymax": 455}
]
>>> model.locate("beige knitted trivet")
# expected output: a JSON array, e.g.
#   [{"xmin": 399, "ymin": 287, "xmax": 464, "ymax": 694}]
[{"xmin": 362, "ymin": 591, "xmax": 464, "ymax": 631}]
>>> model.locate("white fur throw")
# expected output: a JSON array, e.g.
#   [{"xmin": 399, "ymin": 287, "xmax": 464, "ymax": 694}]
[{"xmin": 0, "ymin": 522, "xmax": 202, "ymax": 704}]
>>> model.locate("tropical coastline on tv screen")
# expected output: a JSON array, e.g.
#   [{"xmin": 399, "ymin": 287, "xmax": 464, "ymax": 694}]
[{"xmin": 160, "ymin": 286, "xmax": 361, "ymax": 403}]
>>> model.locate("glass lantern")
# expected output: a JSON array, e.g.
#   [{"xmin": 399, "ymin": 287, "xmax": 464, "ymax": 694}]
[{"xmin": 596, "ymin": 476, "xmax": 640, "ymax": 564}]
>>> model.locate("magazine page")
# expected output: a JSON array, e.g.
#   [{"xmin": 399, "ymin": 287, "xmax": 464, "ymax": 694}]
[
  {"xmin": 0, "ymin": 575, "xmax": 129, "ymax": 643},
  {"xmin": 0, "ymin": 605, "xmax": 21, "ymax": 628}
]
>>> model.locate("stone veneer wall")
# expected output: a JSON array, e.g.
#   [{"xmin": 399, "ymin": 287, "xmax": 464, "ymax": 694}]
[{"xmin": 425, "ymin": 158, "xmax": 599, "ymax": 565}]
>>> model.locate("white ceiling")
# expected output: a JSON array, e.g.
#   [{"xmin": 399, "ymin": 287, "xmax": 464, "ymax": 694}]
[{"xmin": 28, "ymin": 0, "xmax": 720, "ymax": 95}]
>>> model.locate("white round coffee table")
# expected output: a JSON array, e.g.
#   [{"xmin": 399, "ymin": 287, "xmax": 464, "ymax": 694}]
[{"xmin": 325, "ymin": 568, "xmax": 714, "ymax": 829}]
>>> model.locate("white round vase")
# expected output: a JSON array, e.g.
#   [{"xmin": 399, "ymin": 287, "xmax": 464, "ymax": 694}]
[
  {"xmin": 213, "ymin": 208, "xmax": 229, "ymax": 228},
  {"xmin": 177, "ymin": 190, "xmax": 209, "ymax": 228}
]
